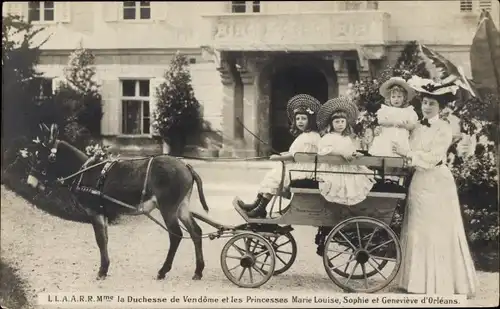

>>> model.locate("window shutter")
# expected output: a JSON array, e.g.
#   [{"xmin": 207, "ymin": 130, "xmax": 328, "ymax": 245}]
[
  {"xmin": 52, "ymin": 77, "xmax": 64, "ymax": 94},
  {"xmin": 149, "ymin": 77, "xmax": 166, "ymax": 136},
  {"xmin": 478, "ymin": 0, "xmax": 492, "ymax": 12},
  {"xmin": 103, "ymin": 2, "xmax": 119, "ymax": 22},
  {"xmin": 100, "ymin": 79, "xmax": 121, "ymax": 135},
  {"xmin": 4, "ymin": 2, "xmax": 28, "ymax": 21},
  {"xmin": 55, "ymin": 2, "xmax": 71, "ymax": 23}
]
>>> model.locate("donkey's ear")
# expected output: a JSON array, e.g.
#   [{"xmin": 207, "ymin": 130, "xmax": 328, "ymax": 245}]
[{"xmin": 49, "ymin": 123, "xmax": 59, "ymax": 143}]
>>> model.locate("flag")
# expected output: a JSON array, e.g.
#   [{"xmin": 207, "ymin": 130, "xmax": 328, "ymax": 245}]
[
  {"xmin": 419, "ymin": 44, "xmax": 477, "ymax": 98},
  {"xmin": 470, "ymin": 9, "xmax": 500, "ymax": 97}
]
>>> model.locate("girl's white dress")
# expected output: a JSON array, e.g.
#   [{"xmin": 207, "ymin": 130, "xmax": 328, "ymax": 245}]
[
  {"xmin": 369, "ymin": 105, "xmax": 419, "ymax": 157},
  {"xmin": 259, "ymin": 131, "xmax": 321, "ymax": 195},
  {"xmin": 397, "ymin": 116, "xmax": 477, "ymax": 295},
  {"xmin": 316, "ymin": 133, "xmax": 375, "ymax": 205}
]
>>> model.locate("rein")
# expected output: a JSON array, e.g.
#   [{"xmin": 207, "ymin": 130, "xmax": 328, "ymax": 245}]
[{"xmin": 56, "ymin": 160, "xmax": 109, "ymax": 185}]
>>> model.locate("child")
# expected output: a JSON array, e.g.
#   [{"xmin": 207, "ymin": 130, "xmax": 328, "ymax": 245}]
[
  {"xmin": 370, "ymin": 77, "xmax": 419, "ymax": 157},
  {"xmin": 370, "ymin": 77, "xmax": 419, "ymax": 183},
  {"xmin": 237, "ymin": 94, "xmax": 322, "ymax": 218},
  {"xmin": 316, "ymin": 97, "xmax": 376, "ymax": 206}
]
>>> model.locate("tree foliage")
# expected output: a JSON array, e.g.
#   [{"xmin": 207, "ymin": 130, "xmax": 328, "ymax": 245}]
[
  {"xmin": 152, "ymin": 52, "xmax": 203, "ymax": 155},
  {"xmin": 52, "ymin": 44, "xmax": 103, "ymax": 150},
  {"xmin": 348, "ymin": 41, "xmax": 431, "ymax": 138},
  {"xmin": 2, "ymin": 14, "xmax": 48, "ymax": 150}
]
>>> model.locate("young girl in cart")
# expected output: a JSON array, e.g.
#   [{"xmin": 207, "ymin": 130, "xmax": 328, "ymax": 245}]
[
  {"xmin": 316, "ymin": 97, "xmax": 376, "ymax": 206},
  {"xmin": 369, "ymin": 77, "xmax": 419, "ymax": 183},
  {"xmin": 237, "ymin": 94, "xmax": 322, "ymax": 218}
]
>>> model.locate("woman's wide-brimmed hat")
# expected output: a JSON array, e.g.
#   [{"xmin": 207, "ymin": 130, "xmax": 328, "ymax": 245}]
[
  {"xmin": 407, "ymin": 76, "xmax": 458, "ymax": 106},
  {"xmin": 317, "ymin": 96, "xmax": 359, "ymax": 131},
  {"xmin": 407, "ymin": 76, "xmax": 458, "ymax": 96},
  {"xmin": 379, "ymin": 76, "xmax": 417, "ymax": 102},
  {"xmin": 286, "ymin": 94, "xmax": 322, "ymax": 122}
]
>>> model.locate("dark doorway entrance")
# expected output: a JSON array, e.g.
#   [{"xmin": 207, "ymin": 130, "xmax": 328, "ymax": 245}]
[{"xmin": 270, "ymin": 65, "xmax": 328, "ymax": 152}]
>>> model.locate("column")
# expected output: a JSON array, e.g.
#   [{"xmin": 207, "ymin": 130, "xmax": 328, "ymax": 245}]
[
  {"xmin": 333, "ymin": 56, "xmax": 350, "ymax": 97},
  {"xmin": 218, "ymin": 69, "xmax": 240, "ymax": 157},
  {"xmin": 239, "ymin": 72, "xmax": 258, "ymax": 157},
  {"xmin": 337, "ymin": 72, "xmax": 351, "ymax": 97}
]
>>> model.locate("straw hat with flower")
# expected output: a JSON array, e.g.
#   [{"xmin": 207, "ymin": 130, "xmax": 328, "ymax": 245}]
[
  {"xmin": 379, "ymin": 76, "xmax": 417, "ymax": 103},
  {"xmin": 286, "ymin": 94, "xmax": 322, "ymax": 122},
  {"xmin": 317, "ymin": 97, "xmax": 359, "ymax": 131}
]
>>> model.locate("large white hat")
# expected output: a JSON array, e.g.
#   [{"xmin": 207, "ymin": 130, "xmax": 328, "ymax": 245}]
[
  {"xmin": 379, "ymin": 76, "xmax": 417, "ymax": 102},
  {"xmin": 407, "ymin": 76, "xmax": 459, "ymax": 96}
]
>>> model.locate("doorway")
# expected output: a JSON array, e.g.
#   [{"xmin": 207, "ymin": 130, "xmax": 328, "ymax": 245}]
[{"xmin": 270, "ymin": 65, "xmax": 328, "ymax": 152}]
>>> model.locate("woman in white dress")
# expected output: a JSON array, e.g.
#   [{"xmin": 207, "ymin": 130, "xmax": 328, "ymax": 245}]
[
  {"xmin": 237, "ymin": 94, "xmax": 321, "ymax": 218},
  {"xmin": 392, "ymin": 78, "xmax": 477, "ymax": 296}
]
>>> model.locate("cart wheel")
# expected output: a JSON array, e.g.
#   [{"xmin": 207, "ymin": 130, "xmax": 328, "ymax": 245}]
[
  {"xmin": 262, "ymin": 232, "xmax": 297, "ymax": 276},
  {"xmin": 323, "ymin": 217, "xmax": 401, "ymax": 293},
  {"xmin": 220, "ymin": 232, "xmax": 276, "ymax": 288},
  {"xmin": 330, "ymin": 231, "xmax": 389, "ymax": 279}
]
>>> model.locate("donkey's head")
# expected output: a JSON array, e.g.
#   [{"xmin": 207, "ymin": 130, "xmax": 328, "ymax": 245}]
[{"xmin": 26, "ymin": 123, "xmax": 60, "ymax": 190}]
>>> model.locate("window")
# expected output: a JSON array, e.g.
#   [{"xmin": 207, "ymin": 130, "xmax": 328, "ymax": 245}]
[
  {"xmin": 344, "ymin": 1, "xmax": 364, "ymax": 10},
  {"xmin": 252, "ymin": 1, "xmax": 261, "ymax": 13},
  {"xmin": 121, "ymin": 80, "xmax": 150, "ymax": 135},
  {"xmin": 460, "ymin": 0, "xmax": 473, "ymax": 12},
  {"xmin": 231, "ymin": 1, "xmax": 260, "ymax": 13},
  {"xmin": 366, "ymin": 1, "xmax": 378, "ymax": 10},
  {"xmin": 123, "ymin": 1, "xmax": 150, "ymax": 20},
  {"xmin": 231, "ymin": 1, "xmax": 246, "ymax": 13},
  {"xmin": 33, "ymin": 77, "xmax": 53, "ymax": 101},
  {"xmin": 28, "ymin": 1, "xmax": 54, "ymax": 22}
]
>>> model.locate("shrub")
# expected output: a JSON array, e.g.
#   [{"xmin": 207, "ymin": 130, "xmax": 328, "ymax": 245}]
[
  {"xmin": 152, "ymin": 52, "xmax": 203, "ymax": 155},
  {"xmin": 53, "ymin": 44, "xmax": 103, "ymax": 150},
  {"xmin": 2, "ymin": 14, "xmax": 48, "ymax": 152}
]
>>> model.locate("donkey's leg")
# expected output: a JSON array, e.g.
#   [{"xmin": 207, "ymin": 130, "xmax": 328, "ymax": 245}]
[
  {"xmin": 91, "ymin": 213, "xmax": 110, "ymax": 280},
  {"xmin": 178, "ymin": 208, "xmax": 205, "ymax": 280},
  {"xmin": 156, "ymin": 209, "xmax": 183, "ymax": 280}
]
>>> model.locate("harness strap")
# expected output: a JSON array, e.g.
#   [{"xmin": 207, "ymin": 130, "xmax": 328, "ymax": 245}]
[{"xmin": 137, "ymin": 157, "xmax": 155, "ymax": 213}]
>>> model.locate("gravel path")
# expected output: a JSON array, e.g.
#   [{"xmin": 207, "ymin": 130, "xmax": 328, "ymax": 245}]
[{"xmin": 1, "ymin": 185, "xmax": 498, "ymax": 308}]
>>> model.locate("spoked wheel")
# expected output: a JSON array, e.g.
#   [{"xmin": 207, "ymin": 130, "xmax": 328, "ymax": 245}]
[
  {"xmin": 323, "ymin": 217, "xmax": 401, "ymax": 293},
  {"xmin": 220, "ymin": 232, "xmax": 276, "ymax": 288},
  {"xmin": 262, "ymin": 232, "xmax": 297, "ymax": 275},
  {"xmin": 330, "ymin": 230, "xmax": 390, "ymax": 279}
]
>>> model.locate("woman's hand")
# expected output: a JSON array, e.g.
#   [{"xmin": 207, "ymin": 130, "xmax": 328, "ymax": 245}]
[
  {"xmin": 343, "ymin": 151, "xmax": 360, "ymax": 162},
  {"xmin": 392, "ymin": 141, "xmax": 409, "ymax": 157},
  {"xmin": 395, "ymin": 120, "xmax": 409, "ymax": 129}
]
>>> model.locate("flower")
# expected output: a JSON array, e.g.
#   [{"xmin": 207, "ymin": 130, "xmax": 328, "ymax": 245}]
[{"xmin": 19, "ymin": 149, "xmax": 29, "ymax": 158}]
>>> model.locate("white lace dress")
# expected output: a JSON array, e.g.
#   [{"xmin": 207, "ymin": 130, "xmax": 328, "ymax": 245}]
[
  {"xmin": 369, "ymin": 105, "xmax": 419, "ymax": 157},
  {"xmin": 397, "ymin": 118, "xmax": 478, "ymax": 296},
  {"xmin": 259, "ymin": 131, "xmax": 321, "ymax": 195},
  {"xmin": 316, "ymin": 133, "xmax": 375, "ymax": 206}
]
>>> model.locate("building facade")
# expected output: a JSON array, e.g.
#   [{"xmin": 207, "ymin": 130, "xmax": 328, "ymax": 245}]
[{"xmin": 3, "ymin": 1, "xmax": 499, "ymax": 156}]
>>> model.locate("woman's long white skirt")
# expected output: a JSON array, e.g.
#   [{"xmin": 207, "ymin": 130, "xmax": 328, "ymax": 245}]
[{"xmin": 397, "ymin": 165, "xmax": 478, "ymax": 295}]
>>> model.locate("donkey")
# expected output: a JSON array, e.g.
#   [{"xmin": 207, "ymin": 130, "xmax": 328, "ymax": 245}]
[{"xmin": 25, "ymin": 123, "xmax": 210, "ymax": 281}]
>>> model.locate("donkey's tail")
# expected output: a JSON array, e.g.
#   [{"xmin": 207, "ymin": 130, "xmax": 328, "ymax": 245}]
[{"xmin": 186, "ymin": 163, "xmax": 210, "ymax": 212}]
